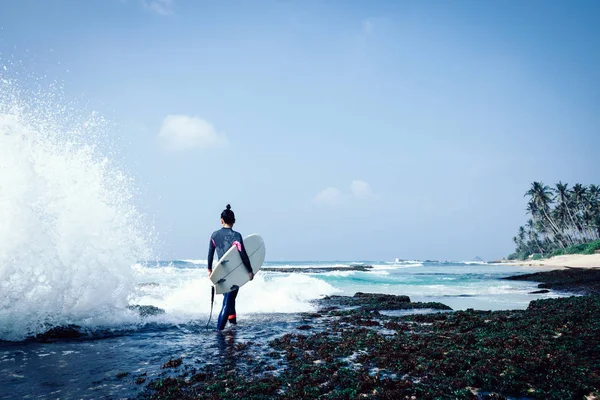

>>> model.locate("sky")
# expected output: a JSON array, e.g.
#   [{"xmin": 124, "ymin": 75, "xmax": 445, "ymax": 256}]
[{"xmin": 1, "ymin": 0, "xmax": 599, "ymax": 262}]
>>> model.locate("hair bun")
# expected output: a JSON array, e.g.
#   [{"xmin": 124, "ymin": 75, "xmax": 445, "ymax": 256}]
[{"xmin": 226, "ymin": 204, "xmax": 231, "ymax": 210}]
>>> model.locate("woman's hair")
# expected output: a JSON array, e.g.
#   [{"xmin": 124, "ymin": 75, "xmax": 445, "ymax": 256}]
[{"xmin": 221, "ymin": 204, "xmax": 236, "ymax": 225}]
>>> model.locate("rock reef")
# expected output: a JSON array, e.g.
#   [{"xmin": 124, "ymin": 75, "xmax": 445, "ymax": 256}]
[
  {"xmin": 137, "ymin": 288, "xmax": 600, "ymax": 399},
  {"xmin": 502, "ymin": 267, "xmax": 600, "ymax": 295}
]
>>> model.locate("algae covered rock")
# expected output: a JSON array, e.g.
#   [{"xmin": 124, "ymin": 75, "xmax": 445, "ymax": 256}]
[
  {"xmin": 320, "ymin": 292, "xmax": 451, "ymax": 311},
  {"xmin": 503, "ymin": 268, "xmax": 600, "ymax": 294}
]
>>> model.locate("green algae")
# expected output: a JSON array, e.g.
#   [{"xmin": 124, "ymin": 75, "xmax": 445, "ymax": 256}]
[{"xmin": 138, "ymin": 294, "xmax": 600, "ymax": 400}]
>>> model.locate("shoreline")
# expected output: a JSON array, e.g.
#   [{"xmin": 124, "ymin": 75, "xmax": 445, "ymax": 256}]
[
  {"xmin": 137, "ymin": 269, "xmax": 600, "ymax": 399},
  {"xmin": 493, "ymin": 253, "xmax": 600, "ymax": 269}
]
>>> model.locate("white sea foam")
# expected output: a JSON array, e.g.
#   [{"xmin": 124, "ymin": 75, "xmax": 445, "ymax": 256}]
[
  {"xmin": 385, "ymin": 260, "xmax": 422, "ymax": 265},
  {"xmin": 319, "ymin": 270, "xmax": 356, "ymax": 277},
  {"xmin": 0, "ymin": 65, "xmax": 151, "ymax": 341},
  {"xmin": 178, "ymin": 259, "xmax": 208, "ymax": 265},
  {"xmin": 129, "ymin": 267, "xmax": 339, "ymax": 317},
  {"xmin": 372, "ymin": 263, "xmax": 423, "ymax": 270},
  {"xmin": 366, "ymin": 270, "xmax": 390, "ymax": 276}
]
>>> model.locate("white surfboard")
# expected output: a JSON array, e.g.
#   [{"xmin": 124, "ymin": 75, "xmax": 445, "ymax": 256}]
[{"xmin": 209, "ymin": 234, "xmax": 266, "ymax": 294}]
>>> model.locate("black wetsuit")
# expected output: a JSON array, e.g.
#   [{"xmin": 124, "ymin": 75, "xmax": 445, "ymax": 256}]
[{"xmin": 207, "ymin": 227, "xmax": 253, "ymax": 330}]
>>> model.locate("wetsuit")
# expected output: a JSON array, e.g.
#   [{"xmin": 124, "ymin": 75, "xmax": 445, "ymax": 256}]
[{"xmin": 207, "ymin": 228, "xmax": 253, "ymax": 330}]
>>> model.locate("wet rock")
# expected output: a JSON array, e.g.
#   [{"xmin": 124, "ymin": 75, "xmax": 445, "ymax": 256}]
[
  {"xmin": 34, "ymin": 324, "xmax": 83, "ymax": 341},
  {"xmin": 128, "ymin": 304, "xmax": 166, "ymax": 317},
  {"xmin": 190, "ymin": 372, "xmax": 207, "ymax": 382},
  {"xmin": 234, "ymin": 342, "xmax": 250, "ymax": 351},
  {"xmin": 354, "ymin": 292, "xmax": 410, "ymax": 302},
  {"xmin": 503, "ymin": 268, "xmax": 600, "ymax": 295},
  {"xmin": 116, "ymin": 372, "xmax": 129, "ymax": 379},
  {"xmin": 300, "ymin": 312, "xmax": 321, "ymax": 319},
  {"xmin": 530, "ymin": 289, "xmax": 550, "ymax": 294},
  {"xmin": 146, "ymin": 376, "xmax": 184, "ymax": 398},
  {"xmin": 538, "ymin": 283, "xmax": 552, "ymax": 289},
  {"xmin": 320, "ymin": 292, "xmax": 451, "ymax": 311},
  {"xmin": 355, "ymin": 319, "xmax": 380, "ymax": 327},
  {"xmin": 161, "ymin": 358, "xmax": 183, "ymax": 369},
  {"xmin": 297, "ymin": 325, "xmax": 312, "ymax": 330}
]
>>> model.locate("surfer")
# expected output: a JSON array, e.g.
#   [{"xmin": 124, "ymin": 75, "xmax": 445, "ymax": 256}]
[{"xmin": 207, "ymin": 204, "xmax": 254, "ymax": 330}]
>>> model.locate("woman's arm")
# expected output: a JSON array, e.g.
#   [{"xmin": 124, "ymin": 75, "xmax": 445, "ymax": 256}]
[
  {"xmin": 233, "ymin": 235, "xmax": 253, "ymax": 274},
  {"xmin": 207, "ymin": 237, "xmax": 216, "ymax": 274}
]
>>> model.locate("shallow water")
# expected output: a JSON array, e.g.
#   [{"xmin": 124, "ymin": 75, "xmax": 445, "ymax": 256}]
[{"xmin": 0, "ymin": 313, "xmax": 307, "ymax": 399}]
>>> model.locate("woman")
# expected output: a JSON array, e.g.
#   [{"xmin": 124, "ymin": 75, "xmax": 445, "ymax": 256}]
[{"xmin": 207, "ymin": 204, "xmax": 254, "ymax": 330}]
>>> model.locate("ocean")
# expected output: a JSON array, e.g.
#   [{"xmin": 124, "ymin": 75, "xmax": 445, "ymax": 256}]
[
  {"xmin": 0, "ymin": 63, "xmax": 569, "ymax": 399},
  {"xmin": 0, "ymin": 259, "xmax": 566, "ymax": 399}
]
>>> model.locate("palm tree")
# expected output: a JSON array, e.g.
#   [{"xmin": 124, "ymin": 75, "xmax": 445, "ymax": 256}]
[
  {"xmin": 590, "ymin": 185, "xmax": 600, "ymax": 239},
  {"xmin": 572, "ymin": 184, "xmax": 588, "ymax": 210},
  {"xmin": 512, "ymin": 236, "xmax": 519, "ymax": 249},
  {"xmin": 526, "ymin": 219, "xmax": 544, "ymax": 253},
  {"xmin": 517, "ymin": 226, "xmax": 535, "ymax": 254},
  {"xmin": 527, "ymin": 200, "xmax": 564, "ymax": 249},
  {"xmin": 594, "ymin": 214, "xmax": 600, "ymax": 240},
  {"xmin": 518, "ymin": 226, "xmax": 526, "ymax": 244},
  {"xmin": 554, "ymin": 182, "xmax": 579, "ymax": 242},
  {"xmin": 512, "ymin": 181, "xmax": 600, "ymax": 257},
  {"xmin": 525, "ymin": 182, "xmax": 566, "ymax": 248},
  {"xmin": 571, "ymin": 183, "xmax": 588, "ymax": 236},
  {"xmin": 588, "ymin": 185, "xmax": 600, "ymax": 205}
]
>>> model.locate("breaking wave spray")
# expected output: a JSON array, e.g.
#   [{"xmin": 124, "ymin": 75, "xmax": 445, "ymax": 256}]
[{"xmin": 0, "ymin": 61, "xmax": 152, "ymax": 341}]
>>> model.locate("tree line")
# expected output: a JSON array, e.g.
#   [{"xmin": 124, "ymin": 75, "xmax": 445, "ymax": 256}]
[{"xmin": 510, "ymin": 182, "xmax": 600, "ymax": 259}]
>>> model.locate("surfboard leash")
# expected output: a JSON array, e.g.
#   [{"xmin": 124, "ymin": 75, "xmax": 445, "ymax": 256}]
[{"xmin": 206, "ymin": 286, "xmax": 215, "ymax": 330}]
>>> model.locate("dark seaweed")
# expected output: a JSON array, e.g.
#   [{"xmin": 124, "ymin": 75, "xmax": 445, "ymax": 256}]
[{"xmin": 137, "ymin": 291, "xmax": 600, "ymax": 399}]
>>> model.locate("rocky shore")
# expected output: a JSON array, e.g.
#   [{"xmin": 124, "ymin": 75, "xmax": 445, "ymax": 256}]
[
  {"xmin": 136, "ymin": 270, "xmax": 600, "ymax": 399},
  {"xmin": 502, "ymin": 267, "xmax": 600, "ymax": 295}
]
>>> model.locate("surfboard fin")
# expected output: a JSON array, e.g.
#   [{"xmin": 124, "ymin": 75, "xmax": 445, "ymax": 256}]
[
  {"xmin": 230, "ymin": 285, "xmax": 239, "ymax": 291},
  {"xmin": 217, "ymin": 278, "xmax": 226, "ymax": 284}
]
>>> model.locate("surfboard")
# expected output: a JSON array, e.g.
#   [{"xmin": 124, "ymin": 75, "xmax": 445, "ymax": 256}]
[{"xmin": 209, "ymin": 234, "xmax": 266, "ymax": 294}]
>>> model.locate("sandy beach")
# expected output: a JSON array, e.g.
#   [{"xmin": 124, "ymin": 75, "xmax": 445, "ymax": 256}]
[{"xmin": 501, "ymin": 253, "xmax": 600, "ymax": 269}]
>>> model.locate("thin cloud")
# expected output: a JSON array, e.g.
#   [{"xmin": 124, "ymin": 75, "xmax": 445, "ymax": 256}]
[
  {"xmin": 158, "ymin": 115, "xmax": 228, "ymax": 151},
  {"xmin": 313, "ymin": 187, "xmax": 344, "ymax": 206},
  {"xmin": 143, "ymin": 0, "xmax": 174, "ymax": 15},
  {"xmin": 351, "ymin": 180, "xmax": 372, "ymax": 198},
  {"xmin": 314, "ymin": 180, "xmax": 377, "ymax": 205}
]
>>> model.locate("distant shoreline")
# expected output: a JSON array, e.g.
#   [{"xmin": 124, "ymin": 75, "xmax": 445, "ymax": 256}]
[{"xmin": 493, "ymin": 253, "xmax": 600, "ymax": 269}]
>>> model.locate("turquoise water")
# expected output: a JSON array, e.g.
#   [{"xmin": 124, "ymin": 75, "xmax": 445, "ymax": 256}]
[{"xmin": 133, "ymin": 259, "xmax": 566, "ymax": 315}]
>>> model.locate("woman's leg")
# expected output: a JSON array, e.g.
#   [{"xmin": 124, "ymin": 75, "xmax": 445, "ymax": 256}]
[
  {"xmin": 217, "ymin": 288, "xmax": 239, "ymax": 330},
  {"xmin": 217, "ymin": 292, "xmax": 231, "ymax": 330},
  {"xmin": 227, "ymin": 289, "xmax": 238, "ymax": 324}
]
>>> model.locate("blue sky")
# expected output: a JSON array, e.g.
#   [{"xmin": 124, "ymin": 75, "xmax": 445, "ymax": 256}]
[{"xmin": 1, "ymin": 0, "xmax": 599, "ymax": 261}]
